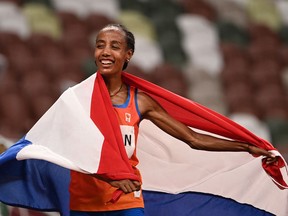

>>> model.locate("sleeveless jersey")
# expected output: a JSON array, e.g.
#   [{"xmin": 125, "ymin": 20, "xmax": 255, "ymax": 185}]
[{"xmin": 69, "ymin": 86, "xmax": 144, "ymax": 211}]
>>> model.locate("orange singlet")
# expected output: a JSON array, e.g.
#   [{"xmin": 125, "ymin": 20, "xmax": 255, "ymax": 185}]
[{"xmin": 69, "ymin": 86, "xmax": 144, "ymax": 212}]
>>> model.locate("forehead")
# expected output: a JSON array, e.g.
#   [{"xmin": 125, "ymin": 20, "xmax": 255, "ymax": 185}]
[{"xmin": 96, "ymin": 28, "xmax": 126, "ymax": 43}]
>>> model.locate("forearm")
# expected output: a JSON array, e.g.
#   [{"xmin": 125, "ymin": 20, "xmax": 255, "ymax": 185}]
[{"xmin": 187, "ymin": 132, "xmax": 250, "ymax": 152}]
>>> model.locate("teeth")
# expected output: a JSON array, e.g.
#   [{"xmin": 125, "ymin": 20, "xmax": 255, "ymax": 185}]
[{"xmin": 101, "ymin": 60, "xmax": 113, "ymax": 65}]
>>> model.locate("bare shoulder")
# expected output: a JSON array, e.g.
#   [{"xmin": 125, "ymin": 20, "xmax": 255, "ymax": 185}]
[
  {"xmin": 136, "ymin": 91, "xmax": 165, "ymax": 118},
  {"xmin": 137, "ymin": 91, "xmax": 154, "ymax": 104}
]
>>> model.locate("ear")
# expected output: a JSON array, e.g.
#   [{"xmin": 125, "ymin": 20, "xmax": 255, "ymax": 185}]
[{"xmin": 126, "ymin": 49, "xmax": 133, "ymax": 61}]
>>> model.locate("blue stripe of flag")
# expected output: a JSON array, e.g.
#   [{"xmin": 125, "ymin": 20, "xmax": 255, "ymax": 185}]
[{"xmin": 143, "ymin": 191, "xmax": 275, "ymax": 216}]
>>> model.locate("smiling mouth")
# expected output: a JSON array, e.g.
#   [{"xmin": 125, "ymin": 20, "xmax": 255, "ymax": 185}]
[{"xmin": 100, "ymin": 60, "xmax": 113, "ymax": 66}]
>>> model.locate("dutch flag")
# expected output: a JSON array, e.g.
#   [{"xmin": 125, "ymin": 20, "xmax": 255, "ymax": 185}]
[{"xmin": 0, "ymin": 72, "xmax": 287, "ymax": 216}]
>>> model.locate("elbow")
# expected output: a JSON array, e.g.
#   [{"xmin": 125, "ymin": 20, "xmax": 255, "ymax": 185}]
[
  {"xmin": 186, "ymin": 133, "xmax": 207, "ymax": 150},
  {"xmin": 187, "ymin": 141, "xmax": 204, "ymax": 150}
]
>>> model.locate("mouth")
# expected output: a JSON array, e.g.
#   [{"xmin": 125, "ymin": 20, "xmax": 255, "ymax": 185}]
[{"xmin": 100, "ymin": 59, "xmax": 114, "ymax": 67}]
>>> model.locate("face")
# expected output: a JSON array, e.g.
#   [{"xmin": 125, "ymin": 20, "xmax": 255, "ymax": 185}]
[{"xmin": 94, "ymin": 28, "xmax": 133, "ymax": 76}]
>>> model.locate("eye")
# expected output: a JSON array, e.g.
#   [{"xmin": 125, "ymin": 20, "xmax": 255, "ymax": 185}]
[
  {"xmin": 112, "ymin": 45, "xmax": 120, "ymax": 50},
  {"xmin": 96, "ymin": 44, "xmax": 104, "ymax": 49}
]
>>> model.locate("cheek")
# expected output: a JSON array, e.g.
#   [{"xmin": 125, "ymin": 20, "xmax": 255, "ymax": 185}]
[
  {"xmin": 94, "ymin": 49, "xmax": 99, "ymax": 59},
  {"xmin": 117, "ymin": 51, "xmax": 129, "ymax": 62},
  {"xmin": 115, "ymin": 57, "xmax": 126, "ymax": 68}
]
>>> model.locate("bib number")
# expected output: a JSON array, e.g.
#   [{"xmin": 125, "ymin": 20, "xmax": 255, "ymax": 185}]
[{"xmin": 120, "ymin": 125, "xmax": 136, "ymax": 158}]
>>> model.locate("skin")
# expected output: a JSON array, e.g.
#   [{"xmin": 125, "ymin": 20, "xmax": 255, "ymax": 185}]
[{"xmin": 94, "ymin": 27, "xmax": 277, "ymax": 194}]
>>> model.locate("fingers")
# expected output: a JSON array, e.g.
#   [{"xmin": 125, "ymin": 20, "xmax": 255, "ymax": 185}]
[
  {"xmin": 132, "ymin": 181, "xmax": 141, "ymax": 188},
  {"xmin": 257, "ymin": 150, "xmax": 279, "ymax": 165},
  {"xmin": 109, "ymin": 180, "xmax": 141, "ymax": 193},
  {"xmin": 248, "ymin": 146, "xmax": 279, "ymax": 165},
  {"xmin": 265, "ymin": 155, "xmax": 279, "ymax": 165},
  {"xmin": 132, "ymin": 181, "xmax": 141, "ymax": 191},
  {"xmin": 120, "ymin": 181, "xmax": 135, "ymax": 193},
  {"xmin": 120, "ymin": 180, "xmax": 141, "ymax": 193}
]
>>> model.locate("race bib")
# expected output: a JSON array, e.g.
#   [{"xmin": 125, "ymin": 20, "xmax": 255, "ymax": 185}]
[{"xmin": 120, "ymin": 125, "xmax": 136, "ymax": 158}]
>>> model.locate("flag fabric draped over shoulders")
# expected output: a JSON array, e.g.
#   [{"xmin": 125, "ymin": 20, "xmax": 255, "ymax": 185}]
[{"xmin": 0, "ymin": 72, "xmax": 287, "ymax": 216}]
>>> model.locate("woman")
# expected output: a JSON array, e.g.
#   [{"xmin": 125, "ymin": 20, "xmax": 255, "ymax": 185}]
[{"xmin": 69, "ymin": 24, "xmax": 276, "ymax": 216}]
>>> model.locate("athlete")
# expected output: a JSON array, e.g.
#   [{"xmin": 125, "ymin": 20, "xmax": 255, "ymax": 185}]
[{"xmin": 69, "ymin": 24, "xmax": 277, "ymax": 216}]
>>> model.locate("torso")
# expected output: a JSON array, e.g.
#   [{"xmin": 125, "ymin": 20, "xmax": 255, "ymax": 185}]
[
  {"xmin": 69, "ymin": 85, "xmax": 144, "ymax": 212},
  {"xmin": 113, "ymin": 86, "xmax": 141, "ymax": 159}
]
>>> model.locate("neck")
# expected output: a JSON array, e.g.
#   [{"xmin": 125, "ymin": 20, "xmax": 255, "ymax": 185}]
[
  {"xmin": 109, "ymin": 82, "xmax": 123, "ymax": 97},
  {"xmin": 100, "ymin": 73, "xmax": 123, "ymax": 97}
]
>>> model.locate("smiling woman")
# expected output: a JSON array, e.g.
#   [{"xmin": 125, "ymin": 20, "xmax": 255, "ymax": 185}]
[{"xmin": 68, "ymin": 24, "xmax": 279, "ymax": 216}]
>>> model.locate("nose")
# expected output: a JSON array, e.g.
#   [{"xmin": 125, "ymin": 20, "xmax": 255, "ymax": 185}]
[{"xmin": 101, "ymin": 46, "xmax": 111, "ymax": 57}]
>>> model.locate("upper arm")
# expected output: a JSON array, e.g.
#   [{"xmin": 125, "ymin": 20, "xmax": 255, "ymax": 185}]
[
  {"xmin": 137, "ymin": 92, "xmax": 197, "ymax": 144},
  {"xmin": 137, "ymin": 92, "xmax": 165, "ymax": 120}
]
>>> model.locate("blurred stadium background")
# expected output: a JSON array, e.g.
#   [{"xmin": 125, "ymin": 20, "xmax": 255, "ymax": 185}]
[{"xmin": 0, "ymin": 0, "xmax": 288, "ymax": 215}]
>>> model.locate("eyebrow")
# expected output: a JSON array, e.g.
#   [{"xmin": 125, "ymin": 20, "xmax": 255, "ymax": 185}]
[{"xmin": 96, "ymin": 39, "xmax": 122, "ymax": 45}]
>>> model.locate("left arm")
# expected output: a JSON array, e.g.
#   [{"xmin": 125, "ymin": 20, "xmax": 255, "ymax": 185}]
[{"xmin": 137, "ymin": 92, "xmax": 276, "ymax": 162}]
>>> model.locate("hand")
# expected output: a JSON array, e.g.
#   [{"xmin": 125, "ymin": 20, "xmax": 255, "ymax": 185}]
[
  {"xmin": 108, "ymin": 179, "xmax": 141, "ymax": 193},
  {"xmin": 247, "ymin": 145, "xmax": 278, "ymax": 164}
]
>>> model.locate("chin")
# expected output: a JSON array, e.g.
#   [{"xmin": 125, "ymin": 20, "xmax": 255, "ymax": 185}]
[
  {"xmin": 98, "ymin": 68, "xmax": 111, "ymax": 73},
  {"xmin": 98, "ymin": 69, "xmax": 117, "ymax": 76}
]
